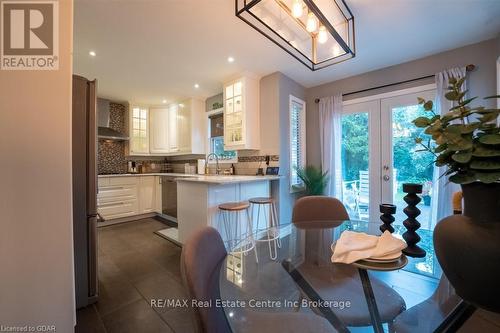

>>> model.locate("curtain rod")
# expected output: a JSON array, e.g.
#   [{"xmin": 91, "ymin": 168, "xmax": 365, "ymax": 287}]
[{"xmin": 314, "ymin": 64, "xmax": 476, "ymax": 103}]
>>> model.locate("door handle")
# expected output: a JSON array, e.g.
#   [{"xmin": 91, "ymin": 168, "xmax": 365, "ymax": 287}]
[{"xmin": 383, "ymin": 175, "xmax": 390, "ymax": 181}]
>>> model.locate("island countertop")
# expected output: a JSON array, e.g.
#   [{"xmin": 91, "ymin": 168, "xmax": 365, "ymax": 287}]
[{"xmin": 175, "ymin": 175, "xmax": 280, "ymax": 184}]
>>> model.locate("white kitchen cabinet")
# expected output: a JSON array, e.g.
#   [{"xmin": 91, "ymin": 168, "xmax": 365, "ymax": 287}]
[
  {"xmin": 129, "ymin": 106, "xmax": 149, "ymax": 155},
  {"xmin": 223, "ymin": 74, "xmax": 260, "ymax": 150},
  {"xmin": 168, "ymin": 104, "xmax": 179, "ymax": 152},
  {"xmin": 97, "ymin": 176, "xmax": 139, "ymax": 220},
  {"xmin": 177, "ymin": 98, "xmax": 206, "ymax": 154},
  {"xmin": 139, "ymin": 176, "xmax": 156, "ymax": 213},
  {"xmin": 149, "ymin": 107, "xmax": 170, "ymax": 154},
  {"xmin": 98, "ymin": 175, "xmax": 161, "ymax": 220},
  {"xmin": 141, "ymin": 99, "xmax": 206, "ymax": 156}
]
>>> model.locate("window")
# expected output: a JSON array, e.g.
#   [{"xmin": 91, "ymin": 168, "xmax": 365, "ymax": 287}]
[
  {"xmin": 289, "ymin": 95, "xmax": 306, "ymax": 191},
  {"xmin": 208, "ymin": 113, "xmax": 237, "ymax": 163},
  {"xmin": 131, "ymin": 107, "xmax": 149, "ymax": 154}
]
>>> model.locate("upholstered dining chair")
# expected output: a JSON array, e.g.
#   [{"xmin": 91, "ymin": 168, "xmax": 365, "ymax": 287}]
[
  {"xmin": 181, "ymin": 226, "xmax": 231, "ymax": 333},
  {"xmin": 291, "ymin": 196, "xmax": 406, "ymax": 330},
  {"xmin": 181, "ymin": 227, "xmax": 339, "ymax": 333}
]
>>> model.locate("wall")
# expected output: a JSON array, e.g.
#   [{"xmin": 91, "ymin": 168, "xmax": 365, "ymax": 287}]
[
  {"xmin": 259, "ymin": 72, "xmax": 306, "ymax": 225},
  {"xmin": 306, "ymin": 38, "xmax": 500, "ymax": 167},
  {"xmin": 0, "ymin": 0, "xmax": 75, "ymax": 331}
]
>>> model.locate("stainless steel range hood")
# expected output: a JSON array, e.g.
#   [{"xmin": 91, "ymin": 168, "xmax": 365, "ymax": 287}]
[{"xmin": 97, "ymin": 98, "xmax": 129, "ymax": 141}]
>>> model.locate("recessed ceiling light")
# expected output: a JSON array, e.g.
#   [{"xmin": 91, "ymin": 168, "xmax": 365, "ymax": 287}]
[
  {"xmin": 227, "ymin": 56, "xmax": 235, "ymax": 63},
  {"xmin": 162, "ymin": 99, "xmax": 167, "ymax": 104},
  {"xmin": 194, "ymin": 83, "xmax": 200, "ymax": 89},
  {"xmin": 89, "ymin": 51, "xmax": 96, "ymax": 57}
]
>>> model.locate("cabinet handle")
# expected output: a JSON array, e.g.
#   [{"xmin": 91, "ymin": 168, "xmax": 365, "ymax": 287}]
[{"xmin": 99, "ymin": 202, "xmax": 125, "ymax": 207}]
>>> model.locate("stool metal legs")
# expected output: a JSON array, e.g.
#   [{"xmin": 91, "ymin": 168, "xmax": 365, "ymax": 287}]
[
  {"xmin": 251, "ymin": 201, "xmax": 280, "ymax": 260},
  {"xmin": 218, "ymin": 208, "xmax": 258, "ymax": 263}
]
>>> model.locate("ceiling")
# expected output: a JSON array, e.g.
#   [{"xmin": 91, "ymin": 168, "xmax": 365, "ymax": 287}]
[{"xmin": 74, "ymin": 0, "xmax": 500, "ymax": 105}]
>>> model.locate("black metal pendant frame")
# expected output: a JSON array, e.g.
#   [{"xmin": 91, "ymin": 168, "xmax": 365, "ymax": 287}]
[{"xmin": 235, "ymin": 0, "xmax": 355, "ymax": 71}]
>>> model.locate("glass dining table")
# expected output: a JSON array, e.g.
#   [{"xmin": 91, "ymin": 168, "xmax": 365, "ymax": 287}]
[{"xmin": 218, "ymin": 220, "xmax": 475, "ymax": 333}]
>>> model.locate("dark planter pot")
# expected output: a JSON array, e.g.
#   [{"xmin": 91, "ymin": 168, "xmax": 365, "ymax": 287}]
[{"xmin": 434, "ymin": 182, "xmax": 500, "ymax": 312}]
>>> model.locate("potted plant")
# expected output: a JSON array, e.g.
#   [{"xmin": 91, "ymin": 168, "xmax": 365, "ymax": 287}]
[
  {"xmin": 295, "ymin": 165, "xmax": 329, "ymax": 196},
  {"xmin": 413, "ymin": 76, "xmax": 500, "ymax": 220},
  {"xmin": 412, "ymin": 76, "xmax": 500, "ymax": 312}
]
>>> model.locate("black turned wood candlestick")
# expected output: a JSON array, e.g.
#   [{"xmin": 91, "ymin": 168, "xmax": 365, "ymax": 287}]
[
  {"xmin": 379, "ymin": 204, "xmax": 397, "ymax": 233},
  {"xmin": 402, "ymin": 183, "xmax": 426, "ymax": 258}
]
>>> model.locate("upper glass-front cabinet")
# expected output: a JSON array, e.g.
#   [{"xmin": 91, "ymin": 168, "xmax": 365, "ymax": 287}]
[
  {"xmin": 130, "ymin": 106, "xmax": 149, "ymax": 155},
  {"xmin": 223, "ymin": 74, "xmax": 260, "ymax": 150}
]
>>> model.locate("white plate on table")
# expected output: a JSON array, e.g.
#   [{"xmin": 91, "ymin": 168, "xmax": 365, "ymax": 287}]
[{"xmin": 363, "ymin": 251, "xmax": 402, "ymax": 263}]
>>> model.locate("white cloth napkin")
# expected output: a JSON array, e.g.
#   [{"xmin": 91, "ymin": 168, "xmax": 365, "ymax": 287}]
[{"xmin": 331, "ymin": 230, "xmax": 407, "ymax": 264}]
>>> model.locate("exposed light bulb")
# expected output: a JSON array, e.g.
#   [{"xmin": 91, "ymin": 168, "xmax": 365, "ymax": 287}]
[
  {"xmin": 227, "ymin": 56, "xmax": 235, "ymax": 63},
  {"xmin": 306, "ymin": 12, "xmax": 318, "ymax": 32},
  {"xmin": 292, "ymin": 0, "xmax": 303, "ymax": 18},
  {"xmin": 89, "ymin": 51, "xmax": 96, "ymax": 57},
  {"xmin": 162, "ymin": 99, "xmax": 167, "ymax": 104},
  {"xmin": 318, "ymin": 26, "xmax": 328, "ymax": 44},
  {"xmin": 194, "ymin": 83, "xmax": 200, "ymax": 89}
]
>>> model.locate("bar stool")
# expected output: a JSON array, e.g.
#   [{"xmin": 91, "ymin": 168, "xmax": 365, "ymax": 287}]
[
  {"xmin": 249, "ymin": 197, "xmax": 281, "ymax": 260},
  {"xmin": 218, "ymin": 201, "xmax": 258, "ymax": 262}
]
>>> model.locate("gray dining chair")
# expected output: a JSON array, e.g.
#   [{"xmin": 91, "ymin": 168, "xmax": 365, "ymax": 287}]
[
  {"xmin": 181, "ymin": 227, "xmax": 339, "ymax": 333},
  {"xmin": 291, "ymin": 196, "xmax": 406, "ymax": 330},
  {"xmin": 181, "ymin": 226, "xmax": 231, "ymax": 333}
]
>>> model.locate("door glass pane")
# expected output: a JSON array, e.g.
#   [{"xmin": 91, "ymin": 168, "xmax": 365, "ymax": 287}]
[
  {"xmin": 341, "ymin": 112, "xmax": 370, "ymax": 221},
  {"xmin": 391, "ymin": 103, "xmax": 435, "ymax": 276}
]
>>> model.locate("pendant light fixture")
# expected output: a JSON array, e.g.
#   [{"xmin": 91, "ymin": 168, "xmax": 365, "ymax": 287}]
[{"xmin": 235, "ymin": 0, "xmax": 355, "ymax": 71}]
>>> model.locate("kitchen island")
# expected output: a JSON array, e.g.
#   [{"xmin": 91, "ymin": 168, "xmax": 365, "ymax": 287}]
[{"xmin": 177, "ymin": 175, "xmax": 280, "ymax": 244}]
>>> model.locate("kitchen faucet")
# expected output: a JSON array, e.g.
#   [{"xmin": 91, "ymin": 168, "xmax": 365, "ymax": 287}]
[{"xmin": 206, "ymin": 153, "xmax": 221, "ymax": 175}]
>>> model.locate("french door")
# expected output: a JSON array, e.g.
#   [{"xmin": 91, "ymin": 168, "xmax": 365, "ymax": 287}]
[{"xmin": 341, "ymin": 86, "xmax": 439, "ymax": 276}]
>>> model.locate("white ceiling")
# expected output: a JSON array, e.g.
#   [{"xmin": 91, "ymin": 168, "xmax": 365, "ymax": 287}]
[{"xmin": 74, "ymin": 0, "xmax": 500, "ymax": 105}]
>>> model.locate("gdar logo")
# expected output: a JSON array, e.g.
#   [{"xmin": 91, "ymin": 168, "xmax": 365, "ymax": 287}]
[{"xmin": 1, "ymin": 0, "xmax": 59, "ymax": 70}]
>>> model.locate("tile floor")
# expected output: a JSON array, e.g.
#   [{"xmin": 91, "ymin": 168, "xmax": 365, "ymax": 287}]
[{"xmin": 75, "ymin": 218, "xmax": 195, "ymax": 333}]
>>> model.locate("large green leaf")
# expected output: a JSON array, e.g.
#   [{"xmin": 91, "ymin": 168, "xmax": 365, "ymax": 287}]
[
  {"xmin": 423, "ymin": 100, "xmax": 433, "ymax": 111},
  {"xmin": 413, "ymin": 117, "xmax": 431, "ymax": 128},
  {"xmin": 472, "ymin": 145, "xmax": 500, "ymax": 157},
  {"xmin": 451, "ymin": 151, "xmax": 472, "ymax": 163},
  {"xmin": 476, "ymin": 172, "xmax": 500, "ymax": 183},
  {"xmin": 479, "ymin": 111, "xmax": 500, "ymax": 123},
  {"xmin": 479, "ymin": 134, "xmax": 500, "ymax": 145},
  {"xmin": 449, "ymin": 173, "xmax": 476, "ymax": 184},
  {"xmin": 434, "ymin": 144, "xmax": 447, "ymax": 153},
  {"xmin": 470, "ymin": 160, "xmax": 500, "ymax": 170},
  {"xmin": 445, "ymin": 91, "xmax": 459, "ymax": 101}
]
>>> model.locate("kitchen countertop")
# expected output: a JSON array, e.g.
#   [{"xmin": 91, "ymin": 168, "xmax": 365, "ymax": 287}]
[
  {"xmin": 98, "ymin": 173, "xmax": 280, "ymax": 184},
  {"xmin": 98, "ymin": 173, "xmax": 195, "ymax": 178}
]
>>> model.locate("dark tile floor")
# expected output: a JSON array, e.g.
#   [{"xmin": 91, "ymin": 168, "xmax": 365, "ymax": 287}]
[{"xmin": 75, "ymin": 218, "xmax": 196, "ymax": 333}]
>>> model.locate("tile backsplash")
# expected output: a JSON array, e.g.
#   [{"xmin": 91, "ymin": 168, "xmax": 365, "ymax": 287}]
[{"xmin": 98, "ymin": 102, "xmax": 127, "ymax": 174}]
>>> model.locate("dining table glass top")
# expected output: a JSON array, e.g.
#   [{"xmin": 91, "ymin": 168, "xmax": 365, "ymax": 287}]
[{"xmin": 218, "ymin": 219, "xmax": 465, "ymax": 333}]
